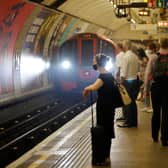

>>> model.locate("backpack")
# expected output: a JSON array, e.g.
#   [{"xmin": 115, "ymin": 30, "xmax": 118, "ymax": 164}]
[{"xmin": 153, "ymin": 53, "xmax": 168, "ymax": 80}]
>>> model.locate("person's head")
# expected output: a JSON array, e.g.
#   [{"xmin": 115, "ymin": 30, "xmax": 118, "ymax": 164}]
[
  {"xmin": 131, "ymin": 45, "xmax": 138, "ymax": 55},
  {"xmin": 116, "ymin": 42, "xmax": 124, "ymax": 52},
  {"xmin": 145, "ymin": 42, "xmax": 157, "ymax": 58},
  {"xmin": 122, "ymin": 40, "xmax": 132, "ymax": 51},
  {"xmin": 159, "ymin": 38, "xmax": 168, "ymax": 49},
  {"xmin": 137, "ymin": 48, "xmax": 147, "ymax": 60},
  {"xmin": 92, "ymin": 53, "xmax": 110, "ymax": 70},
  {"xmin": 147, "ymin": 42, "xmax": 157, "ymax": 53}
]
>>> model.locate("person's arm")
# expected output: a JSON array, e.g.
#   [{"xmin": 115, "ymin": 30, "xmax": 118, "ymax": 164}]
[
  {"xmin": 82, "ymin": 78, "xmax": 103, "ymax": 98},
  {"xmin": 144, "ymin": 59, "xmax": 152, "ymax": 92},
  {"xmin": 115, "ymin": 54, "xmax": 121, "ymax": 80},
  {"xmin": 115, "ymin": 67, "xmax": 121, "ymax": 81},
  {"xmin": 143, "ymin": 54, "xmax": 157, "ymax": 95},
  {"xmin": 120, "ymin": 56, "xmax": 127, "ymax": 83}
]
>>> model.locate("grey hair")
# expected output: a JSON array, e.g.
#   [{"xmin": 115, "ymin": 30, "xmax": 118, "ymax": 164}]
[{"xmin": 123, "ymin": 40, "xmax": 132, "ymax": 50}]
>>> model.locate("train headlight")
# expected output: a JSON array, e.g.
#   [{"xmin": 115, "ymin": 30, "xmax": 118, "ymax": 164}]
[{"xmin": 61, "ymin": 60, "xmax": 71, "ymax": 69}]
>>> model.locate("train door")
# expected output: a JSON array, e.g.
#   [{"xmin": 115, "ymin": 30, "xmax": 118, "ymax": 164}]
[{"xmin": 78, "ymin": 34, "xmax": 97, "ymax": 84}]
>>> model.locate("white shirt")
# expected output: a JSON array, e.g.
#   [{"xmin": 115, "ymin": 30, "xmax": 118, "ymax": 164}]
[
  {"xmin": 115, "ymin": 51, "xmax": 125, "ymax": 77},
  {"xmin": 121, "ymin": 50, "xmax": 140, "ymax": 80},
  {"xmin": 145, "ymin": 49, "xmax": 152, "ymax": 59}
]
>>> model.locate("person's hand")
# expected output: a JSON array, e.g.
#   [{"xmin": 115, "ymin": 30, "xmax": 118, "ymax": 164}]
[
  {"xmin": 143, "ymin": 90, "xmax": 147, "ymax": 99},
  {"xmin": 82, "ymin": 88, "xmax": 90, "ymax": 98},
  {"xmin": 143, "ymin": 90, "xmax": 149, "ymax": 99},
  {"xmin": 120, "ymin": 77, "xmax": 125, "ymax": 84}
]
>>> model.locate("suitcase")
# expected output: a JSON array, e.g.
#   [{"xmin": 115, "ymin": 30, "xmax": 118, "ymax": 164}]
[{"xmin": 90, "ymin": 92, "xmax": 107, "ymax": 165}]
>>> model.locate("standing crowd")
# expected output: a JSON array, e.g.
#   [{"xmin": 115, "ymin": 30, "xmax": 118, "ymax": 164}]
[{"xmin": 82, "ymin": 38, "xmax": 168, "ymax": 166}]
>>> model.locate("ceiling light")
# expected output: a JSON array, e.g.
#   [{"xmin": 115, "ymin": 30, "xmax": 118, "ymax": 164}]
[
  {"xmin": 138, "ymin": 9, "xmax": 150, "ymax": 16},
  {"xmin": 115, "ymin": 7, "xmax": 128, "ymax": 18},
  {"xmin": 158, "ymin": 21, "xmax": 168, "ymax": 27}
]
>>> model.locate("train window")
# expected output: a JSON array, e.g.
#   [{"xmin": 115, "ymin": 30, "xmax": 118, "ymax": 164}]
[
  {"xmin": 60, "ymin": 39, "xmax": 78, "ymax": 64},
  {"xmin": 102, "ymin": 41, "xmax": 115, "ymax": 56},
  {"xmin": 81, "ymin": 39, "xmax": 93, "ymax": 67},
  {"xmin": 97, "ymin": 40, "xmax": 115, "ymax": 57}
]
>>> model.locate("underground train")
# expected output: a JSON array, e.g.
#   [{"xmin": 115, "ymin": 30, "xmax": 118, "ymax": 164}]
[{"xmin": 54, "ymin": 33, "xmax": 118, "ymax": 92}]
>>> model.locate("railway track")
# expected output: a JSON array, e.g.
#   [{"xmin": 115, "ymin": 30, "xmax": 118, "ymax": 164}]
[{"xmin": 0, "ymin": 92, "xmax": 95, "ymax": 168}]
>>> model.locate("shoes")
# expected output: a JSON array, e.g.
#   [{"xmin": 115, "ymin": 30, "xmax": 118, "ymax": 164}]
[
  {"xmin": 140, "ymin": 107, "xmax": 148, "ymax": 112},
  {"xmin": 146, "ymin": 108, "xmax": 153, "ymax": 113},
  {"xmin": 92, "ymin": 158, "xmax": 111, "ymax": 166},
  {"xmin": 153, "ymin": 137, "xmax": 158, "ymax": 142},
  {"xmin": 104, "ymin": 157, "xmax": 111, "ymax": 166},
  {"xmin": 117, "ymin": 123, "xmax": 137, "ymax": 128},
  {"xmin": 152, "ymin": 137, "xmax": 168, "ymax": 146},
  {"xmin": 116, "ymin": 117, "xmax": 125, "ymax": 121},
  {"xmin": 161, "ymin": 140, "xmax": 168, "ymax": 146},
  {"xmin": 140, "ymin": 107, "xmax": 153, "ymax": 113},
  {"xmin": 105, "ymin": 157, "xmax": 111, "ymax": 163}
]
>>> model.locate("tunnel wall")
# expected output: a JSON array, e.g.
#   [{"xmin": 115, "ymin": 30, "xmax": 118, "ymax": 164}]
[{"xmin": 0, "ymin": 0, "xmax": 115, "ymax": 104}]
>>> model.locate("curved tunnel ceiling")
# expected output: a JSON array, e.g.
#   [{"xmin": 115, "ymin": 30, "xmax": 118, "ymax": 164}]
[
  {"xmin": 58, "ymin": 0, "xmax": 128, "ymax": 31},
  {"xmin": 57, "ymin": 0, "xmax": 165, "ymax": 33},
  {"xmin": 26, "ymin": 0, "xmax": 168, "ymax": 40}
]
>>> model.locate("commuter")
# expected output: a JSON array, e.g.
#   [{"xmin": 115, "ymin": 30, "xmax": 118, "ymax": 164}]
[
  {"xmin": 141, "ymin": 42, "xmax": 157, "ymax": 113},
  {"xmin": 82, "ymin": 54, "xmax": 116, "ymax": 165},
  {"xmin": 144, "ymin": 38, "xmax": 168, "ymax": 146},
  {"xmin": 117, "ymin": 40, "xmax": 140, "ymax": 128},
  {"xmin": 134, "ymin": 47, "xmax": 148, "ymax": 102},
  {"xmin": 115, "ymin": 42, "xmax": 125, "ymax": 121},
  {"xmin": 145, "ymin": 42, "xmax": 158, "ymax": 59}
]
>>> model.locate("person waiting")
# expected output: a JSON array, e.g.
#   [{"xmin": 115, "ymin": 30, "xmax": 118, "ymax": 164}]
[
  {"xmin": 144, "ymin": 38, "xmax": 168, "ymax": 146},
  {"xmin": 117, "ymin": 40, "xmax": 140, "ymax": 128}
]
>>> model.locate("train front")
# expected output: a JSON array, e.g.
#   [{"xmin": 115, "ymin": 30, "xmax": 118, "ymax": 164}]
[{"xmin": 55, "ymin": 33, "xmax": 117, "ymax": 93}]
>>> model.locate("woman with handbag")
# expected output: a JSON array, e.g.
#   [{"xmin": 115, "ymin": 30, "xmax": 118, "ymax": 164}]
[{"xmin": 117, "ymin": 40, "xmax": 140, "ymax": 128}]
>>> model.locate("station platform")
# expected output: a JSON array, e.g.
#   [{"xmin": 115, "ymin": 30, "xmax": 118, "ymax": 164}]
[{"xmin": 7, "ymin": 102, "xmax": 168, "ymax": 168}]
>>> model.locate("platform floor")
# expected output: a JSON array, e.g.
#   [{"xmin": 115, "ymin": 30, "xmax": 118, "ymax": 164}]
[{"xmin": 7, "ymin": 102, "xmax": 168, "ymax": 168}]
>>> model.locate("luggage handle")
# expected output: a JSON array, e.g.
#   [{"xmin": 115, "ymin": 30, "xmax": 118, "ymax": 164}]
[{"xmin": 90, "ymin": 91, "xmax": 94, "ymax": 128}]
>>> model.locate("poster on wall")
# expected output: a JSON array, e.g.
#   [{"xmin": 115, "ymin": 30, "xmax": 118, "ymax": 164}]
[
  {"xmin": 58, "ymin": 17, "xmax": 77, "ymax": 46},
  {"xmin": 0, "ymin": 0, "xmax": 35, "ymax": 95}
]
